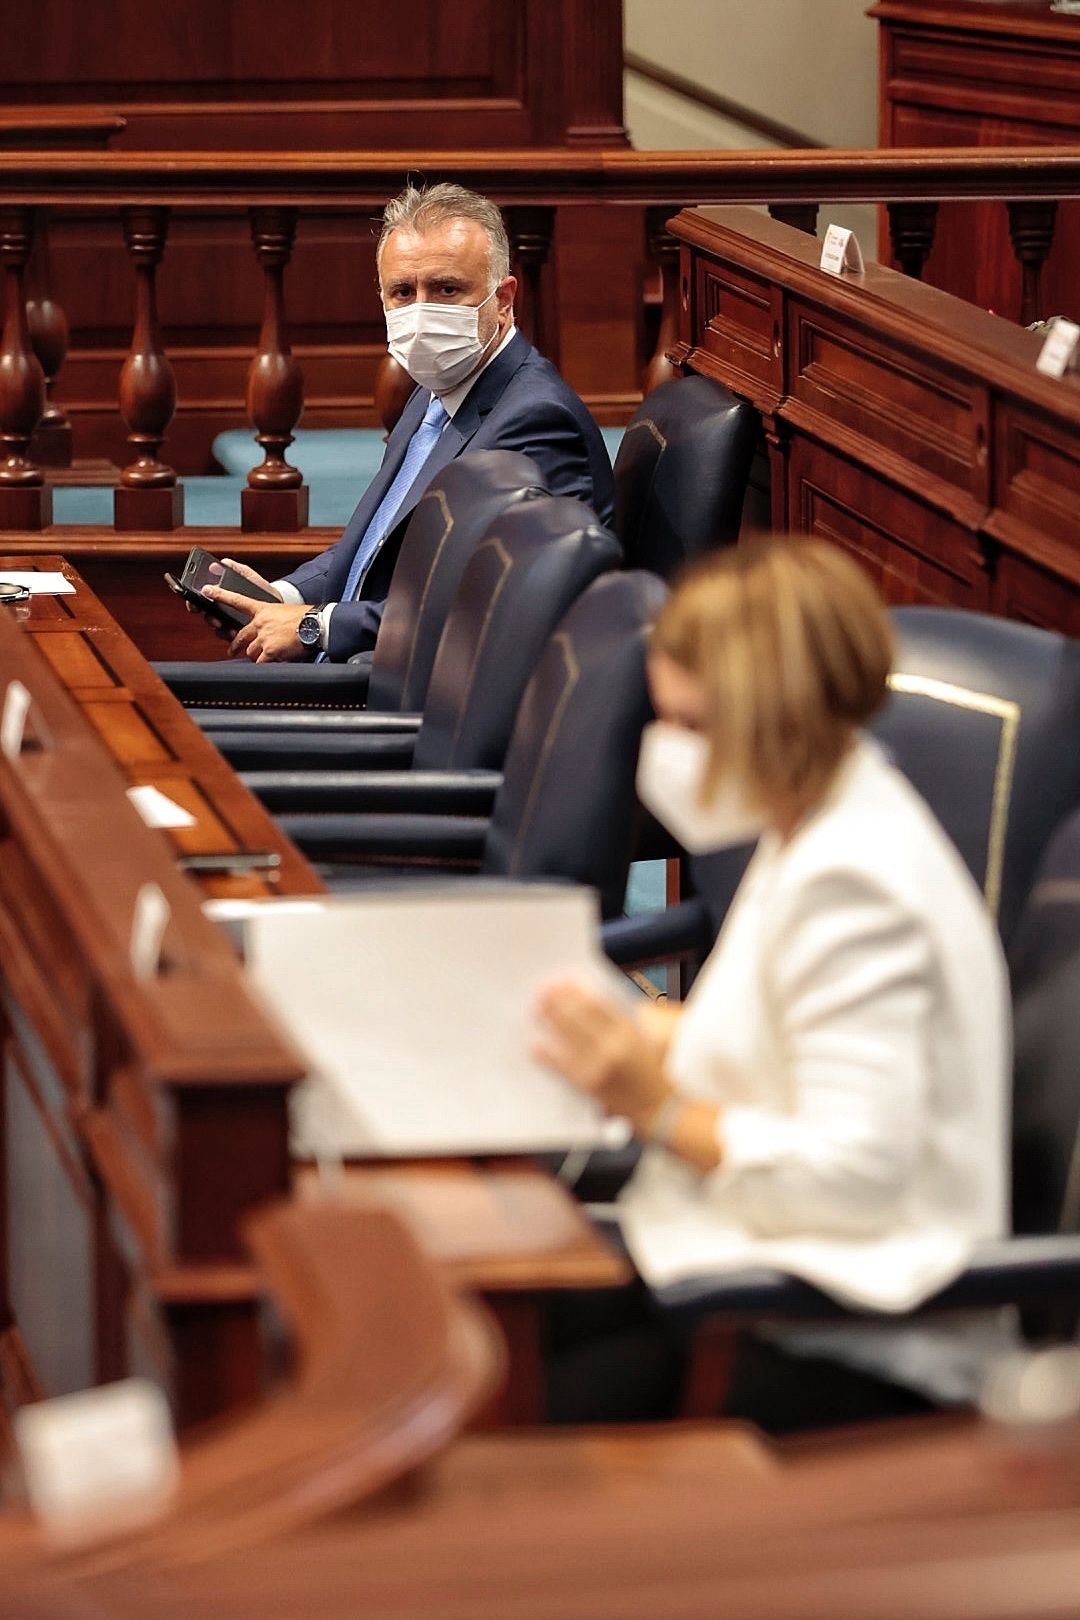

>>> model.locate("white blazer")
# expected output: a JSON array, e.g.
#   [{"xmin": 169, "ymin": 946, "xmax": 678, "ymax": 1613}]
[{"xmin": 618, "ymin": 737, "xmax": 1011, "ymax": 1316}]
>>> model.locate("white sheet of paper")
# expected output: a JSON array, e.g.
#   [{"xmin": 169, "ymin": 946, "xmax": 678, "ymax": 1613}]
[
  {"xmin": 0, "ymin": 570, "xmax": 75, "ymax": 595},
  {"xmin": 245, "ymin": 884, "xmax": 626, "ymax": 1157},
  {"xmin": 126, "ymin": 784, "xmax": 197, "ymax": 829},
  {"xmin": 1036, "ymin": 317, "xmax": 1080, "ymax": 378}
]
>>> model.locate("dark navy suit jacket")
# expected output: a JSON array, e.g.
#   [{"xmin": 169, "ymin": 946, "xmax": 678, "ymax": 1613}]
[{"xmin": 281, "ymin": 331, "xmax": 615, "ymax": 662}]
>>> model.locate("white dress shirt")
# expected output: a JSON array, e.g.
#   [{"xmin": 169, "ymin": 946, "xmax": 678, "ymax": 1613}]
[{"xmin": 618, "ymin": 738, "xmax": 1011, "ymax": 1393}]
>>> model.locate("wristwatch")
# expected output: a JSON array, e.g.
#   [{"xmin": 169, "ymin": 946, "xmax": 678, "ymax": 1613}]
[{"xmin": 297, "ymin": 609, "xmax": 323, "ymax": 651}]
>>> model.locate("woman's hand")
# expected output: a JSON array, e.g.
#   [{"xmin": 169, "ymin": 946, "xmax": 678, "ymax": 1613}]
[{"xmin": 533, "ymin": 977, "xmax": 677, "ymax": 1134}]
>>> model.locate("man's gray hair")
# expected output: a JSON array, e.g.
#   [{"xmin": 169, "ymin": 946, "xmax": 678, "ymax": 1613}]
[{"xmin": 376, "ymin": 183, "xmax": 511, "ymax": 289}]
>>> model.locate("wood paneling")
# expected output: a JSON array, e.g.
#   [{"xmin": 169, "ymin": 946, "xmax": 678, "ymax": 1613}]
[
  {"xmin": 671, "ymin": 205, "xmax": 1080, "ymax": 628},
  {"xmin": 873, "ymin": 1, "xmax": 1080, "ymax": 323}
]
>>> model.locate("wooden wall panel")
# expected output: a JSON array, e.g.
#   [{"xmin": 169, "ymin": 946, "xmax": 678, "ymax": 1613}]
[
  {"xmin": 873, "ymin": 1, "xmax": 1080, "ymax": 324},
  {"xmin": 14, "ymin": 0, "xmax": 635, "ymax": 470}
]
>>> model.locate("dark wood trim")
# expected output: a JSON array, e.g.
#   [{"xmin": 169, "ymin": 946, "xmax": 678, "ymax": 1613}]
[{"xmin": 623, "ymin": 51, "xmax": 824, "ymax": 152}]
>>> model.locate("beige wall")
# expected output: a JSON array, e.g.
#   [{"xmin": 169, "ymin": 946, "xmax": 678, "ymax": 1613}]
[
  {"xmin": 624, "ymin": 0, "xmax": 879, "ymax": 151},
  {"xmin": 624, "ymin": 0, "xmax": 880, "ymax": 247}
]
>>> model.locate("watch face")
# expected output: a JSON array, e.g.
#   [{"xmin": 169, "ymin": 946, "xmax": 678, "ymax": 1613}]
[
  {"xmin": 0, "ymin": 581, "xmax": 31, "ymax": 603},
  {"xmin": 297, "ymin": 612, "xmax": 322, "ymax": 647}
]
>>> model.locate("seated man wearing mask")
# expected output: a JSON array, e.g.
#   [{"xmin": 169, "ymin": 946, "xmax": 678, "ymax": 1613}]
[{"xmin": 203, "ymin": 182, "xmax": 615, "ymax": 664}]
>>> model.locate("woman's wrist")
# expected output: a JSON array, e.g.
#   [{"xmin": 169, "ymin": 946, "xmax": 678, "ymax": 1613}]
[{"xmin": 638, "ymin": 1088, "xmax": 724, "ymax": 1173}]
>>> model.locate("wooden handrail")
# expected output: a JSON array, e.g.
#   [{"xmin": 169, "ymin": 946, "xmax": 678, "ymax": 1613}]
[{"xmin": 0, "ymin": 144, "xmax": 1078, "ymax": 206}]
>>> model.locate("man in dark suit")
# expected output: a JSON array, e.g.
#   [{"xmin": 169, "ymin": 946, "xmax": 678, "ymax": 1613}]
[{"xmin": 205, "ymin": 183, "xmax": 615, "ymax": 664}]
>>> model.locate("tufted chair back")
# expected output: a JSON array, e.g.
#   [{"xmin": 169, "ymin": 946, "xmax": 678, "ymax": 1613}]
[
  {"xmin": 483, "ymin": 571, "xmax": 669, "ymax": 918},
  {"xmin": 367, "ymin": 449, "xmax": 546, "ymax": 712},
  {"xmin": 411, "ymin": 496, "xmax": 621, "ymax": 774},
  {"xmin": 873, "ymin": 607, "xmax": 1080, "ymax": 947},
  {"xmin": 613, "ymin": 374, "xmax": 760, "ymax": 579}
]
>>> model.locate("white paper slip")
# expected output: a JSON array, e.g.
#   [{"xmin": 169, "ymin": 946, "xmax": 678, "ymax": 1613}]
[
  {"xmin": 202, "ymin": 897, "xmax": 328, "ymax": 922},
  {"xmin": 1035, "ymin": 317, "xmax": 1080, "ymax": 379},
  {"xmin": 820, "ymin": 224, "xmax": 864, "ymax": 276},
  {"xmin": 245, "ymin": 883, "xmax": 627, "ymax": 1157},
  {"xmin": 126, "ymin": 784, "xmax": 197, "ymax": 830},
  {"xmin": 14, "ymin": 1378, "xmax": 180, "ymax": 1543},
  {"xmin": 0, "ymin": 570, "xmax": 75, "ymax": 595}
]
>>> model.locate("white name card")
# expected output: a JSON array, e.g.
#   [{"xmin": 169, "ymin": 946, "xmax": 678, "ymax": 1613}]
[
  {"xmin": 130, "ymin": 882, "xmax": 171, "ymax": 981},
  {"xmin": 1035, "ymin": 318, "xmax": 1080, "ymax": 379},
  {"xmin": 820, "ymin": 225, "xmax": 865, "ymax": 277},
  {"xmin": 1, "ymin": 679, "xmax": 31, "ymax": 760},
  {"xmin": 14, "ymin": 1378, "xmax": 180, "ymax": 1541}
]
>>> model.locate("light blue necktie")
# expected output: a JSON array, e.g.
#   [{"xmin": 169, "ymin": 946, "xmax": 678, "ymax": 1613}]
[{"xmin": 340, "ymin": 394, "xmax": 449, "ymax": 602}]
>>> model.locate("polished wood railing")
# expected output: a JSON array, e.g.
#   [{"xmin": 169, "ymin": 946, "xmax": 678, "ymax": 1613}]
[{"xmin": 2, "ymin": 144, "xmax": 1080, "ymax": 534}]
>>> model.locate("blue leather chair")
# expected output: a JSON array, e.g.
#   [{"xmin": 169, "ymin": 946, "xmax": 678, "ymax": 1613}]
[
  {"xmin": 275, "ymin": 571, "xmax": 668, "ymax": 920},
  {"xmin": 605, "ymin": 604, "xmax": 1080, "ymax": 969},
  {"xmin": 613, "ymin": 374, "xmax": 760, "ymax": 580},
  {"xmin": 233, "ymin": 498, "xmax": 622, "ymax": 813},
  {"xmin": 158, "ymin": 449, "xmax": 546, "ymax": 714}
]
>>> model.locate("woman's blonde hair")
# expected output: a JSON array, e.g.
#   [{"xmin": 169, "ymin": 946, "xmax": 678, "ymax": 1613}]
[{"xmin": 651, "ymin": 537, "xmax": 894, "ymax": 819}]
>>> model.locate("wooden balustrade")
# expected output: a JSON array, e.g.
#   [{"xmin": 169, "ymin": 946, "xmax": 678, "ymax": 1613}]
[
  {"xmin": 0, "ymin": 145, "xmax": 1079, "ymax": 534},
  {"xmin": 242, "ymin": 205, "xmax": 308, "ymax": 532},
  {"xmin": 115, "ymin": 205, "xmax": 182, "ymax": 529}
]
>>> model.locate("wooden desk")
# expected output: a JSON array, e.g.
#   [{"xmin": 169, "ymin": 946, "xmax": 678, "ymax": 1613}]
[
  {"xmin": 2, "ymin": 1200, "xmax": 1080, "ymax": 1620},
  {"xmin": 0, "ymin": 563, "xmax": 625, "ymax": 1430},
  {"xmin": 295, "ymin": 1159, "xmax": 630, "ymax": 1424},
  {"xmin": 671, "ymin": 205, "xmax": 1080, "ymax": 630}
]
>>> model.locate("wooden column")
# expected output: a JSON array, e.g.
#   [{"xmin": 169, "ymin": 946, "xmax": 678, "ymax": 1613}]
[
  {"xmin": 643, "ymin": 206, "xmax": 680, "ymax": 395},
  {"xmin": 25, "ymin": 210, "xmax": 73, "ymax": 469},
  {"xmin": 114, "ymin": 206, "xmax": 183, "ymax": 530},
  {"xmin": 767, "ymin": 202, "xmax": 820, "ymax": 237},
  {"xmin": 242, "ymin": 206, "xmax": 308, "ymax": 532},
  {"xmin": 507, "ymin": 205, "xmax": 558, "ymax": 365},
  {"xmin": 887, "ymin": 201, "xmax": 939, "ymax": 281},
  {"xmin": 0, "ymin": 207, "xmax": 50, "ymax": 530},
  {"xmin": 1007, "ymin": 200, "xmax": 1059, "ymax": 327}
]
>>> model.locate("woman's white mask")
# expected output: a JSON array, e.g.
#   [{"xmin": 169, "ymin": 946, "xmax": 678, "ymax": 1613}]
[
  {"xmin": 385, "ymin": 286, "xmax": 500, "ymax": 393},
  {"xmin": 636, "ymin": 721, "xmax": 768, "ymax": 852}
]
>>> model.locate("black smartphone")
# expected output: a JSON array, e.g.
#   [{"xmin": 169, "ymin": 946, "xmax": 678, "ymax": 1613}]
[{"xmin": 164, "ymin": 546, "xmax": 279, "ymax": 629}]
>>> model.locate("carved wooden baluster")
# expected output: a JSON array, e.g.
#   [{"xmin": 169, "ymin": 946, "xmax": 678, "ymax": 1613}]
[
  {"xmin": 0, "ymin": 206, "xmax": 50, "ymax": 530},
  {"xmin": 506, "ymin": 206, "xmax": 557, "ymax": 364},
  {"xmin": 115, "ymin": 206, "xmax": 182, "ymax": 531},
  {"xmin": 643, "ymin": 206, "xmax": 680, "ymax": 395},
  {"xmin": 26, "ymin": 209, "xmax": 73, "ymax": 469},
  {"xmin": 1007, "ymin": 200, "xmax": 1058, "ymax": 327},
  {"xmin": 768, "ymin": 203, "xmax": 820, "ymax": 237},
  {"xmin": 242, "ymin": 205, "xmax": 308, "ymax": 532},
  {"xmin": 887, "ymin": 201, "xmax": 940, "ymax": 280}
]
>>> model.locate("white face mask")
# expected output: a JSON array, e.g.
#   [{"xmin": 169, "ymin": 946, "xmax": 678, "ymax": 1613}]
[
  {"xmin": 636, "ymin": 721, "xmax": 768, "ymax": 853},
  {"xmin": 385, "ymin": 286, "xmax": 500, "ymax": 393}
]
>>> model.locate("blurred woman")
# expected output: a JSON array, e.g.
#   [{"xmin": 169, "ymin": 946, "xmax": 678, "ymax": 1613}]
[{"xmin": 536, "ymin": 537, "xmax": 1010, "ymax": 1428}]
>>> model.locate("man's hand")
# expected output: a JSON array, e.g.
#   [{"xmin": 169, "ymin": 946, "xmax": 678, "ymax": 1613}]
[
  {"xmin": 532, "ymin": 976, "xmax": 677, "ymax": 1134},
  {"xmin": 199, "ymin": 560, "xmax": 310, "ymax": 663}
]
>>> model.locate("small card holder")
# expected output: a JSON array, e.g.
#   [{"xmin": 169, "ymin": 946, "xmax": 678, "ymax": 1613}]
[{"xmin": 820, "ymin": 225, "xmax": 865, "ymax": 277}]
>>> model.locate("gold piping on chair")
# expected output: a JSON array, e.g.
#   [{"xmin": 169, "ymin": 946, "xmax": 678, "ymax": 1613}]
[
  {"xmin": 509, "ymin": 632, "xmax": 579, "ymax": 877},
  {"xmin": 401, "ymin": 488, "xmax": 453, "ymax": 696},
  {"xmin": 887, "ymin": 672, "xmax": 1020, "ymax": 920},
  {"xmin": 622, "ymin": 417, "xmax": 667, "ymax": 452},
  {"xmin": 448, "ymin": 535, "xmax": 512, "ymax": 756}
]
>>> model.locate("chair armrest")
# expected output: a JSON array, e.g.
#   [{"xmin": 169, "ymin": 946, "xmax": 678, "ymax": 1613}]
[
  {"xmin": 601, "ymin": 899, "xmax": 712, "ymax": 969},
  {"xmin": 652, "ymin": 1233, "xmax": 1080, "ymax": 1323},
  {"xmin": 276, "ymin": 811, "xmax": 489, "ymax": 863},
  {"xmin": 216, "ymin": 731, "xmax": 418, "ymax": 772},
  {"xmin": 243, "ymin": 769, "xmax": 503, "ymax": 816},
  {"xmin": 153, "ymin": 660, "xmax": 370, "ymax": 709},
  {"xmin": 193, "ymin": 709, "xmax": 423, "ymax": 734}
]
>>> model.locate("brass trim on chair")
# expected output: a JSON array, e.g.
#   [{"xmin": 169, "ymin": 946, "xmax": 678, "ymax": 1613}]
[
  {"xmin": 449, "ymin": 534, "xmax": 512, "ymax": 755},
  {"xmin": 887, "ymin": 672, "xmax": 1020, "ymax": 920},
  {"xmin": 622, "ymin": 417, "xmax": 667, "ymax": 452},
  {"xmin": 400, "ymin": 488, "xmax": 453, "ymax": 696},
  {"xmin": 509, "ymin": 631, "xmax": 580, "ymax": 876}
]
